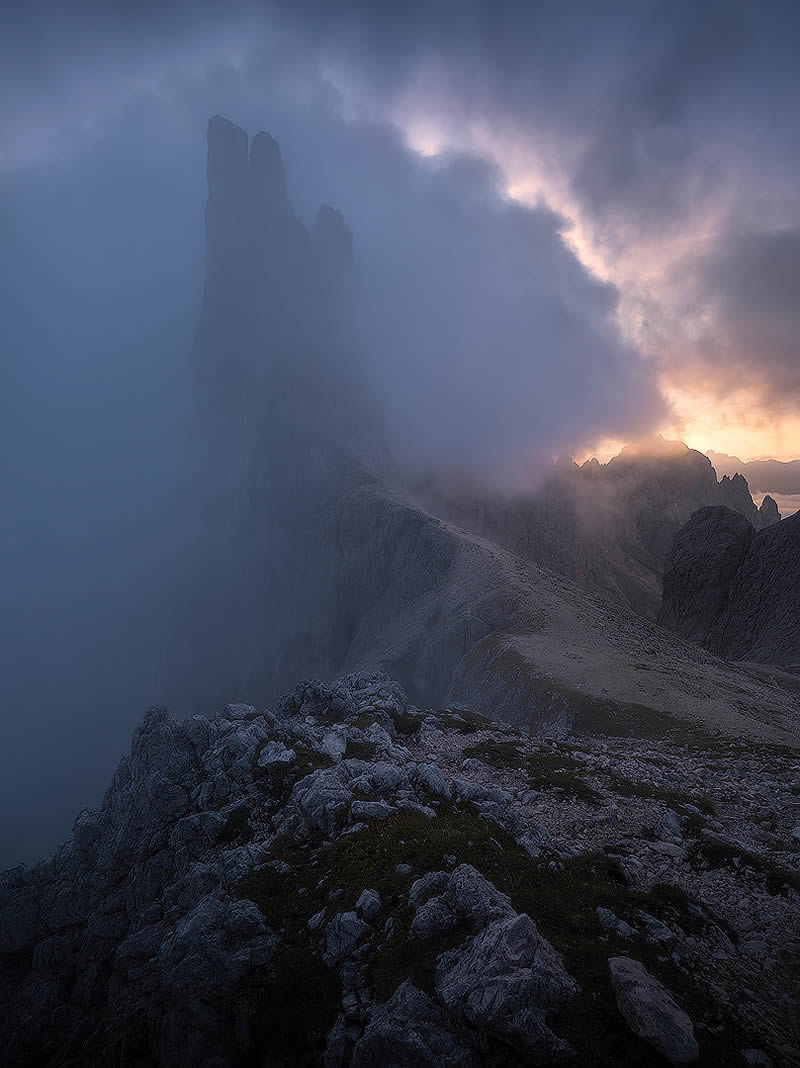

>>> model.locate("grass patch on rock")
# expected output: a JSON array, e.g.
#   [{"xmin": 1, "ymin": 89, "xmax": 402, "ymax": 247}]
[
  {"xmin": 507, "ymin": 855, "xmax": 754, "ymax": 1066},
  {"xmin": 219, "ymin": 804, "xmax": 252, "ymax": 844},
  {"xmin": 389, "ymin": 708, "xmax": 425, "ymax": 736},
  {"xmin": 344, "ymin": 737, "xmax": 378, "ymax": 761},
  {"xmin": 436, "ymin": 708, "xmax": 496, "ymax": 734},
  {"xmin": 253, "ymin": 743, "xmax": 334, "ymax": 806},
  {"xmin": 463, "ymin": 740, "xmax": 602, "ymax": 805},
  {"xmin": 693, "ymin": 836, "xmax": 800, "ymax": 895},
  {"xmin": 236, "ymin": 802, "xmax": 758, "ymax": 1065},
  {"xmin": 237, "ymin": 946, "xmax": 340, "ymax": 1061},
  {"xmin": 608, "ymin": 774, "xmax": 716, "ymax": 817}
]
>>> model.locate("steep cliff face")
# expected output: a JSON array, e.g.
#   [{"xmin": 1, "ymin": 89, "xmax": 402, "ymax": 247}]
[
  {"xmin": 657, "ymin": 507, "xmax": 755, "ymax": 648},
  {"xmin": 659, "ymin": 507, "xmax": 800, "ymax": 673},
  {"xmin": 193, "ymin": 115, "xmax": 375, "ymax": 486},
  {"xmin": 172, "ymin": 117, "xmax": 382, "ymax": 713}
]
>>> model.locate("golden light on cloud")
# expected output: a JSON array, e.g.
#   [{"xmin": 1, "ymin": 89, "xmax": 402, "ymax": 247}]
[
  {"xmin": 388, "ymin": 100, "xmax": 800, "ymax": 468},
  {"xmin": 661, "ymin": 383, "xmax": 800, "ymax": 462}
]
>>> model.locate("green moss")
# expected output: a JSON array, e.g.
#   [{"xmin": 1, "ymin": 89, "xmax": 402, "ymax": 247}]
[
  {"xmin": 389, "ymin": 709, "xmax": 425, "ymax": 736},
  {"xmin": 350, "ymin": 712, "xmax": 382, "ymax": 731},
  {"xmin": 463, "ymin": 740, "xmax": 602, "ymax": 805},
  {"xmin": 238, "ymin": 947, "xmax": 340, "ymax": 1060},
  {"xmin": 693, "ymin": 837, "xmax": 800, "ymax": 895},
  {"xmin": 292, "ymin": 744, "xmax": 334, "ymax": 774},
  {"xmin": 683, "ymin": 811, "xmax": 709, "ymax": 835},
  {"xmin": 462, "ymin": 739, "xmax": 526, "ymax": 769},
  {"xmin": 345, "ymin": 737, "xmax": 378, "ymax": 761},
  {"xmin": 372, "ymin": 915, "xmax": 472, "ymax": 1002},
  {"xmin": 436, "ymin": 708, "xmax": 495, "ymax": 734},
  {"xmin": 237, "ymin": 804, "xmax": 756, "ymax": 1065},
  {"xmin": 608, "ymin": 774, "xmax": 716, "ymax": 817},
  {"xmin": 219, "ymin": 804, "xmax": 252, "ymax": 843},
  {"xmin": 253, "ymin": 742, "xmax": 334, "ymax": 806}
]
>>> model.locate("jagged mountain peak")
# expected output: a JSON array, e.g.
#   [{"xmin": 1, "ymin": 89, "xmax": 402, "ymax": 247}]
[
  {"xmin": 249, "ymin": 129, "xmax": 289, "ymax": 210},
  {"xmin": 206, "ymin": 114, "xmax": 249, "ymax": 192}
]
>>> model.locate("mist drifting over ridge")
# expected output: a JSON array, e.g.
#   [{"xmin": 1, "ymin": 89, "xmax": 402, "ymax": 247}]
[
  {"xmin": 3, "ymin": 1, "xmax": 799, "ymax": 875},
  {"xmin": 0, "ymin": 72, "xmax": 673, "ymax": 865}
]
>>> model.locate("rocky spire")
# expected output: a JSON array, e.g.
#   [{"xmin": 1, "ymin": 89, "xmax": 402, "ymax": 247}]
[
  {"xmin": 249, "ymin": 131, "xmax": 289, "ymax": 213},
  {"xmin": 716, "ymin": 472, "xmax": 758, "ymax": 526},
  {"xmin": 193, "ymin": 116, "xmax": 376, "ymax": 479},
  {"xmin": 313, "ymin": 205, "xmax": 353, "ymax": 270},
  {"xmin": 206, "ymin": 114, "xmax": 248, "ymax": 196},
  {"xmin": 757, "ymin": 494, "xmax": 781, "ymax": 529},
  {"xmin": 311, "ymin": 205, "xmax": 355, "ymax": 350}
]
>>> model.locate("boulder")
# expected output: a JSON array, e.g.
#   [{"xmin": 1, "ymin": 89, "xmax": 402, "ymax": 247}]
[
  {"xmin": 352, "ymin": 980, "xmax": 478, "ymax": 1068},
  {"xmin": 436, "ymin": 912, "xmax": 579, "ymax": 1064},
  {"xmin": 608, "ymin": 956, "xmax": 699, "ymax": 1065}
]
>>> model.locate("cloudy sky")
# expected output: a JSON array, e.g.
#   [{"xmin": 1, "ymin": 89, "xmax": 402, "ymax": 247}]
[{"xmin": 4, "ymin": 0, "xmax": 800, "ymax": 466}]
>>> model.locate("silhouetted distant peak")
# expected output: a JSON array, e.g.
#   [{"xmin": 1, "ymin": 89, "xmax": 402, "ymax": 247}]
[
  {"xmin": 554, "ymin": 453, "xmax": 577, "ymax": 472},
  {"xmin": 622, "ymin": 434, "xmax": 690, "ymax": 458},
  {"xmin": 758, "ymin": 494, "xmax": 781, "ymax": 528},
  {"xmin": 716, "ymin": 472, "xmax": 758, "ymax": 525},
  {"xmin": 206, "ymin": 115, "xmax": 248, "ymax": 194},
  {"xmin": 249, "ymin": 130, "xmax": 289, "ymax": 211},
  {"xmin": 313, "ymin": 204, "xmax": 354, "ymax": 269}
]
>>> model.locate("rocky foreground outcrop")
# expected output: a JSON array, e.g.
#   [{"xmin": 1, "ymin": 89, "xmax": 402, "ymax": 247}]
[
  {"xmin": 659, "ymin": 507, "xmax": 800, "ymax": 673},
  {"xmin": 2, "ymin": 674, "xmax": 798, "ymax": 1066}
]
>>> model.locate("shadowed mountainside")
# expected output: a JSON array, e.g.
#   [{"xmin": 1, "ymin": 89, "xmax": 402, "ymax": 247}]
[{"xmin": 659, "ymin": 506, "xmax": 800, "ymax": 674}]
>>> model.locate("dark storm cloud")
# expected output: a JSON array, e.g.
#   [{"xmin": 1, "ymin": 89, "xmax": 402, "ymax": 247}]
[{"xmin": 669, "ymin": 226, "xmax": 800, "ymax": 405}]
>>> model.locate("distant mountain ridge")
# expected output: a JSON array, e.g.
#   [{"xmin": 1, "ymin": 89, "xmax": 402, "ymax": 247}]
[
  {"xmin": 707, "ymin": 450, "xmax": 800, "ymax": 498},
  {"xmin": 420, "ymin": 435, "xmax": 780, "ymax": 621}
]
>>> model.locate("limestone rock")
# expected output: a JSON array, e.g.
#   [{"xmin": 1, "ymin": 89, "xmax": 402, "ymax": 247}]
[
  {"xmin": 352, "ymin": 981, "xmax": 478, "ymax": 1067},
  {"xmin": 324, "ymin": 911, "xmax": 371, "ymax": 965},
  {"xmin": 609, "ymin": 956, "xmax": 699, "ymax": 1065},
  {"xmin": 436, "ymin": 912, "xmax": 579, "ymax": 1063}
]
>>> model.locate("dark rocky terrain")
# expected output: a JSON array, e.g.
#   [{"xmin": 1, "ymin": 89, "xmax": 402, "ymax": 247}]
[
  {"xmin": 1, "ymin": 673, "xmax": 798, "ymax": 1067},
  {"xmin": 659, "ymin": 507, "xmax": 800, "ymax": 674}
]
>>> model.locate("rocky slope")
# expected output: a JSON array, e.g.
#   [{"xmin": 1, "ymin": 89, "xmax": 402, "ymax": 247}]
[
  {"xmin": 1, "ymin": 673, "xmax": 798, "ymax": 1067},
  {"xmin": 659, "ymin": 507, "xmax": 800, "ymax": 674},
  {"xmin": 333, "ymin": 483, "xmax": 800, "ymax": 746}
]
